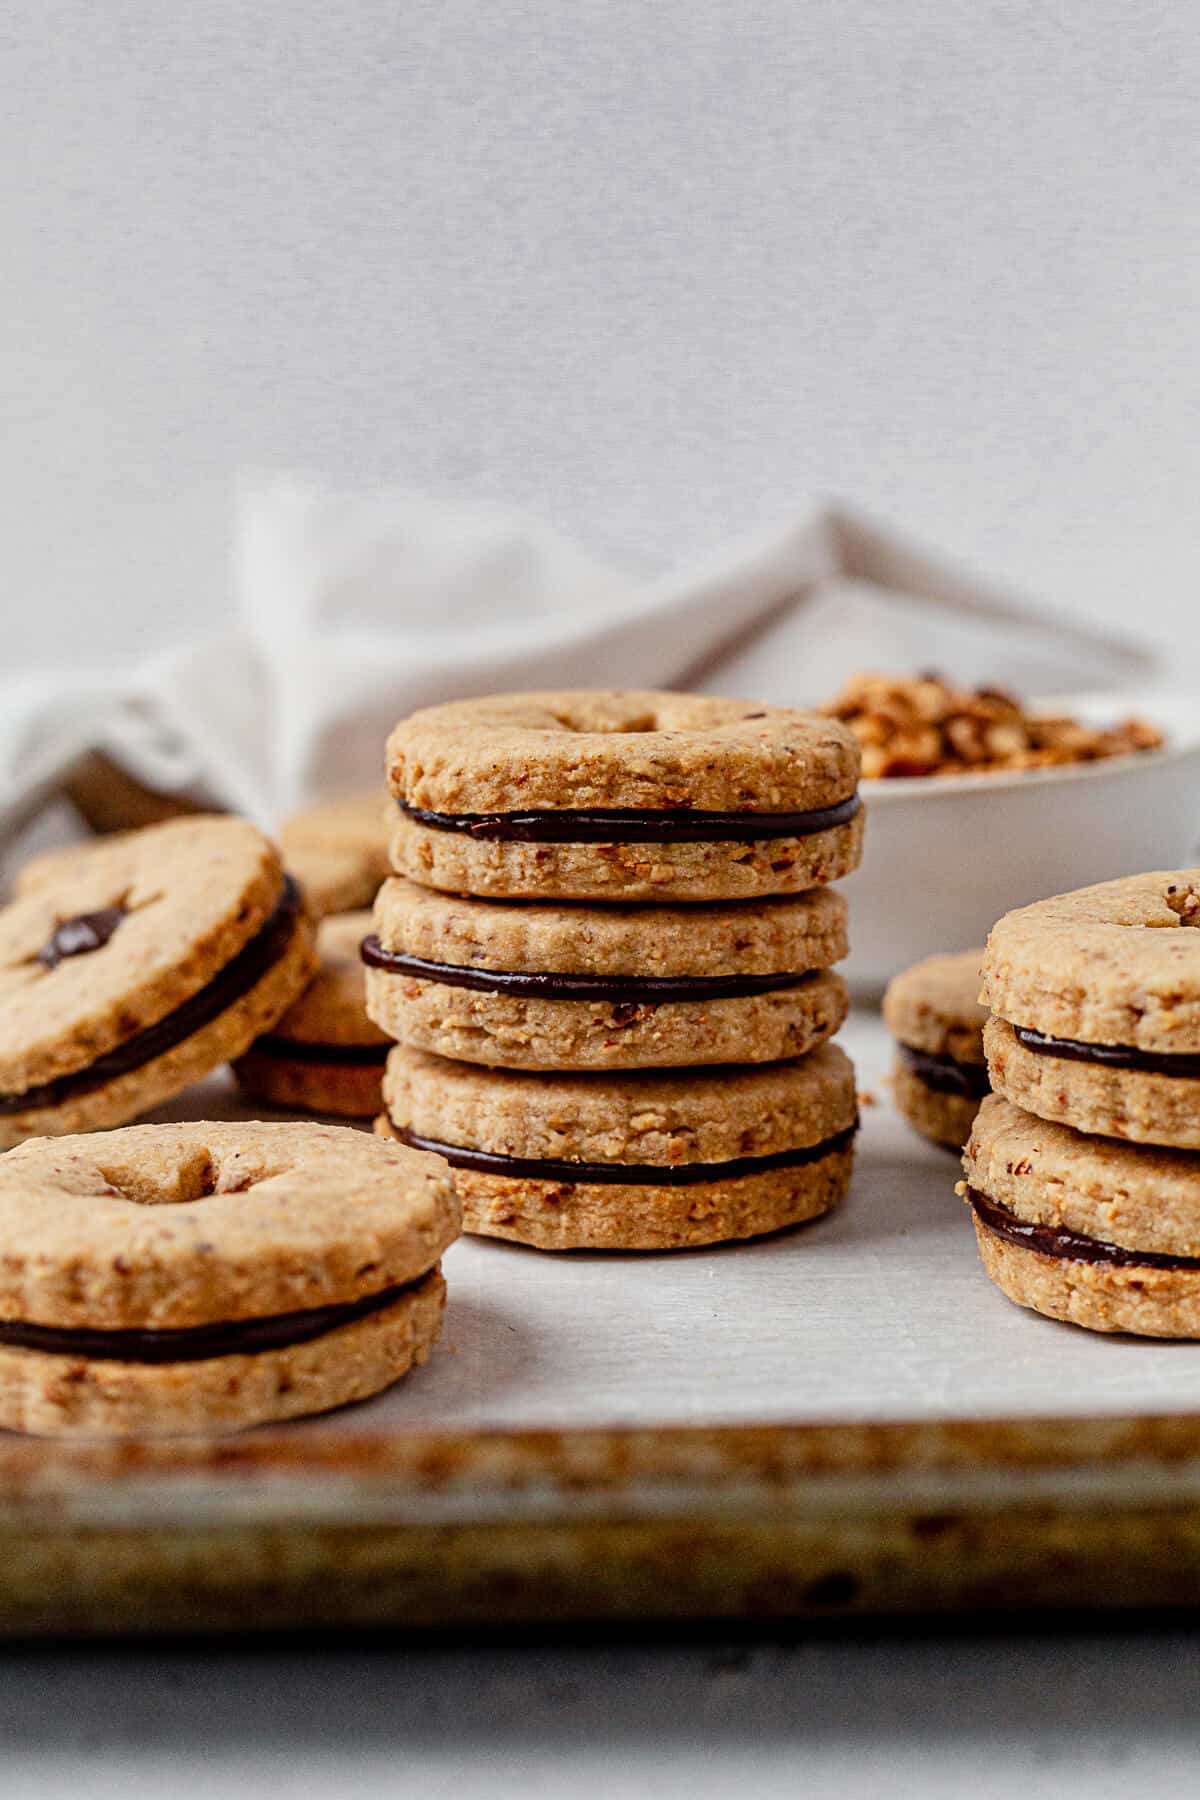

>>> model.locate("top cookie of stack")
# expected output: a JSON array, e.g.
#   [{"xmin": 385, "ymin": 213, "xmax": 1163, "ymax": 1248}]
[
  {"xmin": 365, "ymin": 691, "xmax": 864, "ymax": 1252},
  {"xmin": 385, "ymin": 690, "xmax": 862, "ymax": 903}
]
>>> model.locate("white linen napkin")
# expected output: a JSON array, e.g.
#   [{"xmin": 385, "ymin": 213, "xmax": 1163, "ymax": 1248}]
[{"xmin": 0, "ymin": 478, "xmax": 1156, "ymax": 857}]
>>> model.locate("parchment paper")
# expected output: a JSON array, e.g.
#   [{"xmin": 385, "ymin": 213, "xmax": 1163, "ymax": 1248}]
[{"xmin": 152, "ymin": 1011, "xmax": 1200, "ymax": 1438}]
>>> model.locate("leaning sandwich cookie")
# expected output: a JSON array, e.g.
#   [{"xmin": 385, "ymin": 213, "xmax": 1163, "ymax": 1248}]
[
  {"xmin": 962, "ymin": 1094, "xmax": 1200, "ymax": 1338},
  {"xmin": 236, "ymin": 910, "xmax": 390, "ymax": 1116},
  {"xmin": 363, "ymin": 877, "xmax": 849, "ymax": 1071},
  {"xmin": 982, "ymin": 872, "xmax": 1200, "ymax": 1149},
  {"xmin": 386, "ymin": 691, "xmax": 863, "ymax": 904},
  {"xmin": 376, "ymin": 1041, "xmax": 858, "ymax": 1251},
  {"xmin": 0, "ymin": 1121, "xmax": 459, "ymax": 1435},
  {"xmin": 883, "ymin": 950, "xmax": 989, "ymax": 1149},
  {"xmin": 0, "ymin": 816, "xmax": 316, "ymax": 1145}
]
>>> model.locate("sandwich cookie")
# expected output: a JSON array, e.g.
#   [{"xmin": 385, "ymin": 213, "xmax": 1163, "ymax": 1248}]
[
  {"xmin": 280, "ymin": 790, "xmax": 391, "ymax": 916},
  {"xmin": 962, "ymin": 1093, "xmax": 1200, "ymax": 1338},
  {"xmin": 236, "ymin": 911, "xmax": 390, "ymax": 1116},
  {"xmin": 982, "ymin": 872, "xmax": 1200, "ymax": 1148},
  {"xmin": 0, "ymin": 1121, "xmax": 459, "ymax": 1435},
  {"xmin": 883, "ymin": 950, "xmax": 989, "ymax": 1149},
  {"xmin": 387, "ymin": 691, "xmax": 864, "ymax": 903},
  {"xmin": 0, "ymin": 816, "xmax": 316, "ymax": 1146},
  {"xmin": 376, "ymin": 1041, "xmax": 858, "ymax": 1250},
  {"xmin": 363, "ymin": 877, "xmax": 849, "ymax": 1071}
]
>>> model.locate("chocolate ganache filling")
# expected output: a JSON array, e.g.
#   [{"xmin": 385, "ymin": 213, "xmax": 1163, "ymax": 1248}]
[
  {"xmin": 394, "ymin": 1120, "xmax": 858, "ymax": 1186},
  {"xmin": 1012, "ymin": 1024, "xmax": 1200, "ymax": 1080},
  {"xmin": 0, "ymin": 1275, "xmax": 417, "ymax": 1364},
  {"xmin": 0, "ymin": 876, "xmax": 302, "ymax": 1115},
  {"xmin": 900, "ymin": 1043, "xmax": 990, "ymax": 1101},
  {"xmin": 968, "ymin": 1186, "xmax": 1200, "ymax": 1271},
  {"xmin": 361, "ymin": 937, "xmax": 823, "ymax": 1004},
  {"xmin": 397, "ymin": 794, "xmax": 861, "ymax": 845},
  {"xmin": 38, "ymin": 906, "xmax": 126, "ymax": 970}
]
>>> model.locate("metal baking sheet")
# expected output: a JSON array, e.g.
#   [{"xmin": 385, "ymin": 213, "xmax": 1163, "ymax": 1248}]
[{"xmin": 4, "ymin": 1009, "xmax": 1200, "ymax": 1634}]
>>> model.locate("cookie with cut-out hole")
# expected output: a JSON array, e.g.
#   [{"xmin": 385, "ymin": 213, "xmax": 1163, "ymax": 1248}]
[
  {"xmin": 962, "ymin": 1093, "xmax": 1200, "ymax": 1337},
  {"xmin": 0, "ymin": 816, "xmax": 316, "ymax": 1146},
  {"xmin": 0, "ymin": 1120, "xmax": 459, "ymax": 1435},
  {"xmin": 981, "ymin": 871, "xmax": 1200, "ymax": 1148},
  {"xmin": 376, "ymin": 1041, "xmax": 857, "ymax": 1250},
  {"xmin": 386, "ymin": 691, "xmax": 863, "ymax": 902},
  {"xmin": 236, "ymin": 911, "xmax": 389, "ymax": 1115},
  {"xmin": 883, "ymin": 949, "xmax": 989, "ymax": 1150},
  {"xmin": 364, "ymin": 876, "xmax": 849, "ymax": 1070}
]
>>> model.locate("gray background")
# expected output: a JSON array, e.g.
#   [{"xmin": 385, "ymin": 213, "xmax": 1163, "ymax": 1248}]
[{"xmin": 5, "ymin": 1, "xmax": 1200, "ymax": 670}]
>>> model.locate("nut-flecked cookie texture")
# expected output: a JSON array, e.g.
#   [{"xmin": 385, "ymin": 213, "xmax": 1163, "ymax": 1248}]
[
  {"xmin": 386, "ymin": 690, "xmax": 863, "ymax": 902},
  {"xmin": 0, "ymin": 1120, "xmax": 460, "ymax": 1435},
  {"xmin": 963, "ymin": 1093, "xmax": 1200, "ymax": 1338},
  {"xmin": 883, "ymin": 950, "xmax": 988, "ymax": 1150},
  {"xmin": 379, "ymin": 1042, "xmax": 857, "ymax": 1250},
  {"xmin": 982, "ymin": 872, "xmax": 1200, "ymax": 1148},
  {"xmin": 237, "ymin": 911, "xmax": 389, "ymax": 1116},
  {"xmin": 364, "ymin": 878, "xmax": 848, "ymax": 1070},
  {"xmin": 0, "ymin": 816, "xmax": 317, "ymax": 1147}
]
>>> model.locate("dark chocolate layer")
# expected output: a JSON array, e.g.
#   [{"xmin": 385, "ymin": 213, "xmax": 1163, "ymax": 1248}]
[
  {"xmin": 394, "ymin": 1121, "xmax": 857, "ymax": 1187},
  {"xmin": 1012, "ymin": 1024, "xmax": 1200, "ymax": 1080},
  {"xmin": 0, "ymin": 876, "xmax": 302, "ymax": 1116},
  {"xmin": 900, "ymin": 1043, "xmax": 990, "ymax": 1101},
  {"xmin": 968, "ymin": 1186, "xmax": 1200, "ymax": 1271},
  {"xmin": 361, "ymin": 937, "xmax": 822, "ymax": 1004},
  {"xmin": 251, "ymin": 1034, "xmax": 389, "ymax": 1067},
  {"xmin": 39, "ymin": 906, "xmax": 126, "ymax": 970},
  {"xmin": 0, "ymin": 1276, "xmax": 415, "ymax": 1365},
  {"xmin": 397, "ymin": 795, "xmax": 861, "ymax": 844}
]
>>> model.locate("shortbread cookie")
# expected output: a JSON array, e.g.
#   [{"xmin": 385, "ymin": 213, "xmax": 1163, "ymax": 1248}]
[
  {"xmin": 0, "ymin": 817, "xmax": 316, "ymax": 1146},
  {"xmin": 363, "ymin": 878, "xmax": 848, "ymax": 1070},
  {"xmin": 982, "ymin": 871, "xmax": 1200, "ymax": 1148},
  {"xmin": 387, "ymin": 691, "xmax": 863, "ymax": 902},
  {"xmin": 377, "ymin": 1042, "xmax": 857, "ymax": 1250},
  {"xmin": 236, "ymin": 911, "xmax": 390, "ymax": 1116},
  {"xmin": 883, "ymin": 950, "xmax": 989, "ymax": 1149},
  {"xmin": 287, "ymin": 844, "xmax": 382, "ymax": 919},
  {"xmin": 280, "ymin": 791, "xmax": 391, "ymax": 914},
  {"xmin": 962, "ymin": 1093, "xmax": 1200, "ymax": 1337},
  {"xmin": 0, "ymin": 1121, "xmax": 459, "ymax": 1435}
]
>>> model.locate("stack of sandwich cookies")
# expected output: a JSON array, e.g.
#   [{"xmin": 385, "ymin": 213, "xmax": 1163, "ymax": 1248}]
[
  {"xmin": 369, "ymin": 689, "xmax": 863, "ymax": 1250},
  {"xmin": 0, "ymin": 817, "xmax": 316, "ymax": 1145},
  {"xmin": 0, "ymin": 1121, "xmax": 459, "ymax": 1436},
  {"xmin": 236, "ymin": 911, "xmax": 389, "ymax": 1116},
  {"xmin": 377, "ymin": 1043, "xmax": 857, "ymax": 1251},
  {"xmin": 967, "ymin": 870, "xmax": 1200, "ymax": 1335},
  {"xmin": 883, "ymin": 950, "xmax": 989, "ymax": 1149}
]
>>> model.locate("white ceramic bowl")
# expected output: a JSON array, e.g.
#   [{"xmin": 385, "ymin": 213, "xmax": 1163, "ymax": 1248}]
[{"xmin": 841, "ymin": 690, "xmax": 1200, "ymax": 996}]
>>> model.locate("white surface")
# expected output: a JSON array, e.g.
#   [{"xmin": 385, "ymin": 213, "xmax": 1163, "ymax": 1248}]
[
  {"xmin": 154, "ymin": 1008, "xmax": 1200, "ymax": 1442},
  {"xmin": 5, "ymin": 2, "xmax": 1200, "ymax": 676}
]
